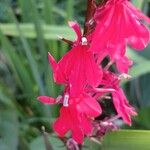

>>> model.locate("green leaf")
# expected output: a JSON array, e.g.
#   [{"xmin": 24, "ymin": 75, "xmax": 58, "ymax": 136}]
[
  {"xmin": 134, "ymin": 107, "xmax": 150, "ymax": 129},
  {"xmin": 126, "ymin": 49, "xmax": 150, "ymax": 78},
  {"xmin": 0, "ymin": 109, "xmax": 19, "ymax": 150},
  {"xmin": 129, "ymin": 73, "xmax": 150, "ymax": 108},
  {"xmin": 102, "ymin": 130, "xmax": 150, "ymax": 150},
  {"xmin": 0, "ymin": 23, "xmax": 75, "ymax": 40},
  {"xmin": 0, "ymin": 89, "xmax": 14, "ymax": 108},
  {"xmin": 84, "ymin": 138, "xmax": 102, "ymax": 150},
  {"xmin": 8, "ymin": 7, "xmax": 46, "ymax": 95},
  {"xmin": 66, "ymin": 0, "xmax": 74, "ymax": 20},
  {"xmin": 0, "ymin": 30, "xmax": 34, "ymax": 95},
  {"xmin": 129, "ymin": 61, "xmax": 150, "ymax": 78},
  {"xmin": 132, "ymin": 0, "xmax": 144, "ymax": 9},
  {"xmin": 30, "ymin": 135, "xmax": 65, "ymax": 150}
]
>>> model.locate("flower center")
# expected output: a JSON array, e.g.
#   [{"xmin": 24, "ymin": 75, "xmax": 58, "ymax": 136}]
[
  {"xmin": 63, "ymin": 93, "xmax": 69, "ymax": 107},
  {"xmin": 56, "ymin": 95, "xmax": 62, "ymax": 103},
  {"xmin": 81, "ymin": 37, "xmax": 87, "ymax": 45}
]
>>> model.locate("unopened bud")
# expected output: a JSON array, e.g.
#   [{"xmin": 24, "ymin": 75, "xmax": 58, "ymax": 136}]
[{"xmin": 66, "ymin": 138, "xmax": 79, "ymax": 150}]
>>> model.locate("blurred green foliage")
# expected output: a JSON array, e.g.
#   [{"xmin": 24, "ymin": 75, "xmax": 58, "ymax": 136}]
[{"xmin": 0, "ymin": 0, "xmax": 150, "ymax": 150}]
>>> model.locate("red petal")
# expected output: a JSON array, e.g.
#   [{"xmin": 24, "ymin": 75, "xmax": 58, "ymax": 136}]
[
  {"xmin": 48, "ymin": 52, "xmax": 67, "ymax": 84},
  {"xmin": 112, "ymin": 88, "xmax": 137, "ymax": 125},
  {"xmin": 125, "ymin": 7, "xmax": 150, "ymax": 50},
  {"xmin": 48, "ymin": 52, "xmax": 57, "ymax": 71},
  {"xmin": 68, "ymin": 21, "xmax": 82, "ymax": 43},
  {"xmin": 72, "ymin": 127, "xmax": 84, "ymax": 144},
  {"xmin": 53, "ymin": 107, "xmax": 70, "ymax": 136},
  {"xmin": 127, "ymin": 1, "xmax": 150, "ymax": 24},
  {"xmin": 116, "ymin": 56, "xmax": 133, "ymax": 73},
  {"xmin": 79, "ymin": 94, "xmax": 102, "ymax": 117},
  {"xmin": 37, "ymin": 96, "xmax": 56, "ymax": 104}
]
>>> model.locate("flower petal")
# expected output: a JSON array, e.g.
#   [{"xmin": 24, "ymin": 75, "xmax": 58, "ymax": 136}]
[
  {"xmin": 48, "ymin": 52, "xmax": 57, "ymax": 71},
  {"xmin": 68, "ymin": 21, "xmax": 82, "ymax": 43},
  {"xmin": 37, "ymin": 96, "xmax": 56, "ymax": 104},
  {"xmin": 112, "ymin": 88, "xmax": 137, "ymax": 125},
  {"xmin": 79, "ymin": 94, "xmax": 102, "ymax": 117}
]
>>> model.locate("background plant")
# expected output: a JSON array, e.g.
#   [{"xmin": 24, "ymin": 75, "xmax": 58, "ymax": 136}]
[{"xmin": 0, "ymin": 0, "xmax": 150, "ymax": 150}]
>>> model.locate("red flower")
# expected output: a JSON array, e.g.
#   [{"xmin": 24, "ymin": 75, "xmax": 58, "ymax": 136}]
[
  {"xmin": 89, "ymin": 0, "xmax": 150, "ymax": 73},
  {"xmin": 109, "ymin": 46, "xmax": 133, "ymax": 73},
  {"xmin": 37, "ymin": 1, "xmax": 148, "ymax": 143},
  {"xmin": 90, "ymin": 0, "xmax": 150, "ymax": 52},
  {"xmin": 95, "ymin": 43, "xmax": 133, "ymax": 73},
  {"xmin": 38, "ymin": 92, "xmax": 102, "ymax": 144},
  {"xmin": 112, "ymin": 88, "xmax": 137, "ymax": 125},
  {"xmin": 48, "ymin": 22, "xmax": 102, "ymax": 95},
  {"xmin": 101, "ymin": 71, "xmax": 137, "ymax": 125}
]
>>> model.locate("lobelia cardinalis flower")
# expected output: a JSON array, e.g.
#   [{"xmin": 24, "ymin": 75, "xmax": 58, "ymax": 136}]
[
  {"xmin": 112, "ymin": 87, "xmax": 137, "ymax": 125},
  {"xmin": 109, "ymin": 46, "xmax": 133, "ymax": 73},
  {"xmin": 37, "ymin": 0, "xmax": 148, "ymax": 146},
  {"xmin": 89, "ymin": 0, "xmax": 150, "ymax": 73},
  {"xmin": 37, "ymin": 82, "xmax": 114, "ymax": 143},
  {"xmin": 53, "ymin": 93, "xmax": 102, "ymax": 144},
  {"xmin": 91, "ymin": 0, "xmax": 150, "ymax": 51},
  {"xmin": 38, "ymin": 21, "xmax": 105, "ymax": 143},
  {"xmin": 38, "ymin": 91, "xmax": 102, "ymax": 144},
  {"xmin": 94, "ymin": 43, "xmax": 133, "ymax": 73},
  {"xmin": 48, "ymin": 21, "xmax": 103, "ymax": 96},
  {"xmin": 101, "ymin": 71, "xmax": 137, "ymax": 125}
]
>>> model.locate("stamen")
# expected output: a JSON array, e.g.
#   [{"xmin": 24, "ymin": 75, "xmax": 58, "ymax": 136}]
[
  {"xmin": 100, "ymin": 95, "xmax": 111, "ymax": 99},
  {"xmin": 94, "ymin": 88, "xmax": 115, "ymax": 92},
  {"xmin": 104, "ymin": 61, "xmax": 114, "ymax": 70},
  {"xmin": 56, "ymin": 95, "xmax": 62, "ymax": 103},
  {"xmin": 107, "ymin": 115, "xmax": 120, "ymax": 122},
  {"xmin": 100, "ymin": 121, "xmax": 112, "ymax": 127},
  {"xmin": 63, "ymin": 93, "xmax": 69, "ymax": 107},
  {"xmin": 119, "ymin": 73, "xmax": 132, "ymax": 80},
  {"xmin": 57, "ymin": 35, "xmax": 73, "ymax": 45},
  {"xmin": 82, "ymin": 37, "xmax": 88, "ymax": 45}
]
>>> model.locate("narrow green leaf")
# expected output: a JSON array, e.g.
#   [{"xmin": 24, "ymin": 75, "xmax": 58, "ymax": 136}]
[
  {"xmin": 126, "ymin": 49, "xmax": 150, "ymax": 78},
  {"xmin": 30, "ymin": 134, "xmax": 65, "ymax": 150},
  {"xmin": 43, "ymin": 0, "xmax": 54, "ymax": 24},
  {"xmin": 66, "ymin": 0, "xmax": 74, "ymax": 20},
  {"xmin": 0, "ymin": 109, "xmax": 19, "ymax": 150},
  {"xmin": 132, "ymin": 0, "xmax": 144, "ymax": 9},
  {"xmin": 102, "ymin": 130, "xmax": 150, "ymax": 150},
  {"xmin": 0, "ymin": 23, "xmax": 75, "ymax": 40},
  {"xmin": 0, "ymin": 89, "xmax": 14, "ymax": 108},
  {"xmin": 28, "ymin": 0, "xmax": 47, "ymax": 69},
  {"xmin": 129, "ymin": 61, "xmax": 150, "ymax": 78},
  {"xmin": 18, "ymin": 0, "xmax": 32, "ymax": 22},
  {"xmin": 0, "ymin": 30, "xmax": 34, "ymax": 95},
  {"xmin": 8, "ymin": 7, "xmax": 46, "ymax": 95}
]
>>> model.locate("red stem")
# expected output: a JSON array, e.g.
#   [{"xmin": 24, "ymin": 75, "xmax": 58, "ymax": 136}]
[{"xmin": 83, "ymin": 0, "xmax": 96, "ymax": 36}]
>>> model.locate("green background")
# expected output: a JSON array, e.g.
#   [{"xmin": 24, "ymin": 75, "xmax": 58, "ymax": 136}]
[{"xmin": 0, "ymin": 0, "xmax": 150, "ymax": 149}]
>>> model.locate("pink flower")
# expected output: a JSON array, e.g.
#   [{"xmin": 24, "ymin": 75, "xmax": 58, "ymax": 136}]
[
  {"xmin": 48, "ymin": 22, "xmax": 102, "ymax": 95},
  {"xmin": 101, "ymin": 71, "xmax": 137, "ymax": 125},
  {"xmin": 112, "ymin": 88, "xmax": 137, "ymax": 125},
  {"xmin": 38, "ymin": 92, "xmax": 102, "ymax": 144},
  {"xmin": 109, "ymin": 46, "xmax": 133, "ymax": 73},
  {"xmin": 37, "ymin": 96, "xmax": 56, "ymax": 104},
  {"xmin": 90, "ymin": 0, "xmax": 150, "ymax": 53},
  {"xmin": 89, "ymin": 0, "xmax": 150, "ymax": 73},
  {"xmin": 36, "ymin": 0, "xmax": 146, "ymax": 145},
  {"xmin": 94, "ymin": 43, "xmax": 133, "ymax": 73}
]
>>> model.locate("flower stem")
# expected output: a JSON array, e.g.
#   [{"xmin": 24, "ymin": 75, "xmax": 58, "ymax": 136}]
[{"xmin": 83, "ymin": 0, "xmax": 96, "ymax": 36}]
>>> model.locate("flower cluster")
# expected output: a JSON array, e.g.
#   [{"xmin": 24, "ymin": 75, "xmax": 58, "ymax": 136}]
[{"xmin": 37, "ymin": 0, "xmax": 150, "ymax": 146}]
